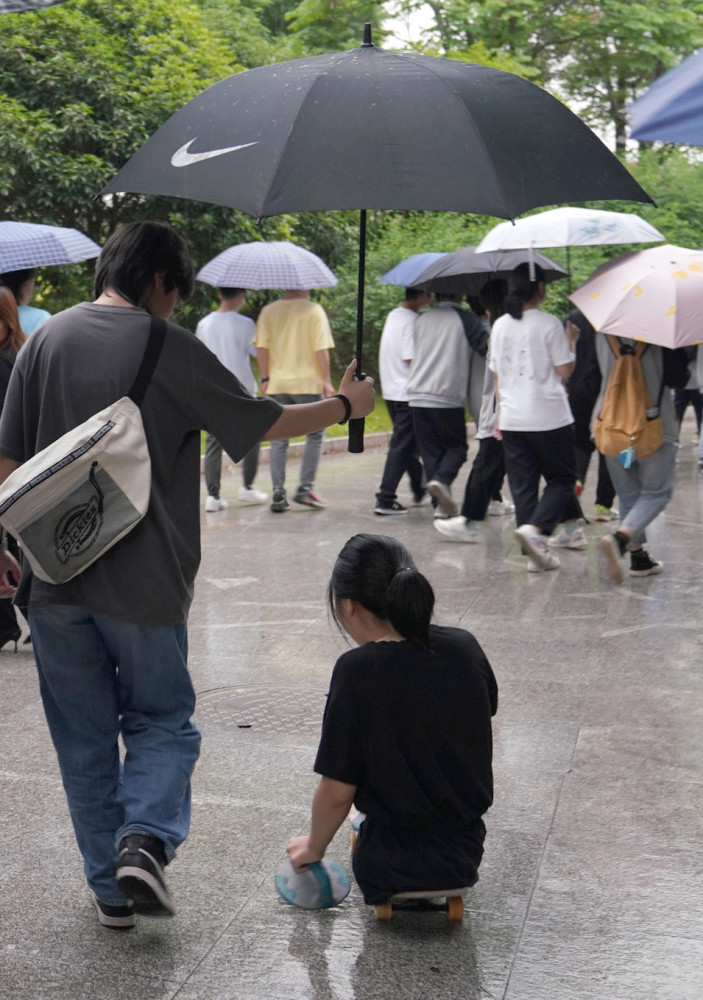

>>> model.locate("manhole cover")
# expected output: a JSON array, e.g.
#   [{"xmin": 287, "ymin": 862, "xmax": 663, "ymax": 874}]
[{"xmin": 195, "ymin": 685, "xmax": 328, "ymax": 742}]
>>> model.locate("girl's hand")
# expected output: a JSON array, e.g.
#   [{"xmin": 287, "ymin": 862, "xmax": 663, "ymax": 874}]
[
  {"xmin": 287, "ymin": 835, "xmax": 324, "ymax": 874},
  {"xmin": 338, "ymin": 359, "xmax": 375, "ymax": 418}
]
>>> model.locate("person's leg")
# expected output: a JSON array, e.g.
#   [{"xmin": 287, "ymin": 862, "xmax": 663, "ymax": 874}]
[
  {"xmin": 673, "ymin": 388, "xmax": 687, "ymax": 432},
  {"xmin": 269, "ymin": 394, "xmax": 292, "ymax": 494},
  {"xmin": 618, "ymin": 442, "xmax": 677, "ymax": 545},
  {"xmin": 241, "ymin": 442, "xmax": 261, "ymax": 490},
  {"xmin": 376, "ymin": 401, "xmax": 424, "ymax": 505},
  {"xmin": 691, "ymin": 390, "xmax": 703, "ymax": 436},
  {"xmin": 462, "ymin": 437, "xmax": 506, "ymax": 521},
  {"xmin": 412, "ymin": 409, "xmax": 441, "ymax": 486},
  {"xmin": 500, "ymin": 430, "xmax": 541, "ymax": 528},
  {"xmin": 204, "ymin": 433, "xmax": 223, "ymax": 499},
  {"xmin": 431, "ymin": 408, "xmax": 468, "ymax": 486},
  {"xmin": 529, "ymin": 425, "xmax": 581, "ymax": 534},
  {"xmin": 595, "ymin": 451, "xmax": 617, "ymax": 510},
  {"xmin": 298, "ymin": 428, "xmax": 325, "ymax": 494},
  {"xmin": 29, "ymin": 605, "xmax": 200, "ymax": 905}
]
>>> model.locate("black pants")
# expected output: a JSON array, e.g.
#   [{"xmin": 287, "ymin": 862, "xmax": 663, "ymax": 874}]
[
  {"xmin": 568, "ymin": 388, "xmax": 615, "ymax": 509},
  {"xmin": 501, "ymin": 424, "xmax": 582, "ymax": 535},
  {"xmin": 376, "ymin": 400, "xmax": 424, "ymax": 503},
  {"xmin": 674, "ymin": 388, "xmax": 703, "ymax": 435},
  {"xmin": 461, "ymin": 437, "xmax": 505, "ymax": 521},
  {"xmin": 412, "ymin": 407, "xmax": 468, "ymax": 488}
]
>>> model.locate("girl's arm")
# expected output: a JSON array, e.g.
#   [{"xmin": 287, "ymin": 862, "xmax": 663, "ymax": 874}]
[{"xmin": 287, "ymin": 776, "xmax": 357, "ymax": 873}]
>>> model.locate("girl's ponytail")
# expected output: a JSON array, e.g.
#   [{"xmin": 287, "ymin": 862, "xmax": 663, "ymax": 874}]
[
  {"xmin": 329, "ymin": 534, "xmax": 435, "ymax": 649},
  {"xmin": 504, "ymin": 262, "xmax": 546, "ymax": 319}
]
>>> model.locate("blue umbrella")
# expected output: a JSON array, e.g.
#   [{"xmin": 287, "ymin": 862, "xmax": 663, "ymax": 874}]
[
  {"xmin": 379, "ymin": 252, "xmax": 447, "ymax": 286},
  {"xmin": 630, "ymin": 48, "xmax": 703, "ymax": 145},
  {"xmin": 0, "ymin": 221, "xmax": 101, "ymax": 272},
  {"xmin": 0, "ymin": 0, "xmax": 72, "ymax": 10}
]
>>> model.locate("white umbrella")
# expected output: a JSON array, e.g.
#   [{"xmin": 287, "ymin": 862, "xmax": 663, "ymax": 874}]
[
  {"xmin": 476, "ymin": 207, "xmax": 665, "ymax": 253},
  {"xmin": 0, "ymin": 221, "xmax": 101, "ymax": 272},
  {"xmin": 196, "ymin": 241, "xmax": 337, "ymax": 290}
]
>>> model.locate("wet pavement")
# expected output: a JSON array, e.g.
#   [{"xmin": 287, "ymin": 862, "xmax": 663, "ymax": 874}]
[{"xmin": 2, "ymin": 419, "xmax": 703, "ymax": 1000}]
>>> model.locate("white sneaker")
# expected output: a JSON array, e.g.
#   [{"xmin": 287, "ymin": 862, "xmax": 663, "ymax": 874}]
[
  {"xmin": 427, "ymin": 480, "xmax": 458, "ymax": 517},
  {"xmin": 205, "ymin": 496, "xmax": 228, "ymax": 512},
  {"xmin": 527, "ymin": 554, "xmax": 560, "ymax": 572},
  {"xmin": 514, "ymin": 524, "xmax": 558, "ymax": 571},
  {"xmin": 548, "ymin": 526, "xmax": 587, "ymax": 550},
  {"xmin": 488, "ymin": 499, "xmax": 515, "ymax": 516},
  {"xmin": 238, "ymin": 486, "xmax": 268, "ymax": 505},
  {"xmin": 433, "ymin": 516, "xmax": 479, "ymax": 543}
]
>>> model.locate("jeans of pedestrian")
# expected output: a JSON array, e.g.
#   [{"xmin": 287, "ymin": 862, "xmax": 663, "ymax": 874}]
[
  {"xmin": 604, "ymin": 441, "xmax": 676, "ymax": 547},
  {"xmin": 269, "ymin": 393, "xmax": 325, "ymax": 494},
  {"xmin": 501, "ymin": 424, "xmax": 582, "ymax": 534},
  {"xmin": 204, "ymin": 433, "xmax": 260, "ymax": 498},
  {"xmin": 29, "ymin": 604, "xmax": 201, "ymax": 905},
  {"xmin": 674, "ymin": 388, "xmax": 703, "ymax": 437},
  {"xmin": 461, "ymin": 436, "xmax": 505, "ymax": 522},
  {"xmin": 376, "ymin": 399, "xmax": 424, "ymax": 503},
  {"xmin": 411, "ymin": 407, "xmax": 468, "ymax": 489}
]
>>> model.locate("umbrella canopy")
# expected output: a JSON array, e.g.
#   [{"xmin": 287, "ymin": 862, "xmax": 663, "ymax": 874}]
[
  {"xmin": 196, "ymin": 241, "xmax": 337, "ymax": 290},
  {"xmin": 477, "ymin": 207, "xmax": 665, "ymax": 253},
  {"xmin": 0, "ymin": 221, "xmax": 101, "ymax": 272},
  {"xmin": 101, "ymin": 36, "xmax": 651, "ymax": 221},
  {"xmin": 569, "ymin": 244, "xmax": 703, "ymax": 349},
  {"xmin": 379, "ymin": 253, "xmax": 447, "ymax": 286},
  {"xmin": 101, "ymin": 24, "xmax": 653, "ymax": 451},
  {"xmin": 0, "ymin": 0, "xmax": 71, "ymax": 10},
  {"xmin": 629, "ymin": 48, "xmax": 703, "ymax": 145},
  {"xmin": 412, "ymin": 246, "xmax": 568, "ymax": 296}
]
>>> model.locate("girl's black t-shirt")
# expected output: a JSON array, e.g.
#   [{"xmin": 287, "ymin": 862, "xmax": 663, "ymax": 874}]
[{"xmin": 314, "ymin": 624, "xmax": 498, "ymax": 902}]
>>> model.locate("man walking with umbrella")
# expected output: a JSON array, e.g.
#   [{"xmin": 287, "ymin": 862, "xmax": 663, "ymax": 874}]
[
  {"xmin": 256, "ymin": 289, "xmax": 335, "ymax": 512},
  {"xmin": 373, "ymin": 286, "xmax": 431, "ymax": 515}
]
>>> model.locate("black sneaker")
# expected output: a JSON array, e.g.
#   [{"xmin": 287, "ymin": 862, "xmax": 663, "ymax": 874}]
[
  {"xmin": 93, "ymin": 894, "xmax": 135, "ymax": 930},
  {"xmin": 270, "ymin": 489, "xmax": 290, "ymax": 513},
  {"xmin": 629, "ymin": 550, "xmax": 663, "ymax": 577},
  {"xmin": 116, "ymin": 835, "xmax": 175, "ymax": 916},
  {"xmin": 374, "ymin": 500, "xmax": 407, "ymax": 516}
]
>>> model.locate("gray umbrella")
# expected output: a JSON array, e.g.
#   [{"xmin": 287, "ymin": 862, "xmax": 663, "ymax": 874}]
[{"xmin": 412, "ymin": 247, "xmax": 568, "ymax": 296}]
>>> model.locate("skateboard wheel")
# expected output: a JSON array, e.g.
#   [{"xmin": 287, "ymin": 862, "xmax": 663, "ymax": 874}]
[
  {"xmin": 375, "ymin": 902, "xmax": 393, "ymax": 921},
  {"xmin": 447, "ymin": 896, "xmax": 464, "ymax": 921},
  {"xmin": 349, "ymin": 831, "xmax": 358, "ymax": 853}
]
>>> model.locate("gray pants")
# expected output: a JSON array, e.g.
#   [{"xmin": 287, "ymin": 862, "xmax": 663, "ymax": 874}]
[
  {"xmin": 204, "ymin": 433, "xmax": 260, "ymax": 499},
  {"xmin": 269, "ymin": 393, "xmax": 325, "ymax": 494},
  {"xmin": 605, "ymin": 441, "xmax": 676, "ymax": 547}
]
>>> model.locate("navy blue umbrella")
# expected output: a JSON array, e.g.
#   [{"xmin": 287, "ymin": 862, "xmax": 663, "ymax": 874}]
[{"xmin": 630, "ymin": 48, "xmax": 703, "ymax": 145}]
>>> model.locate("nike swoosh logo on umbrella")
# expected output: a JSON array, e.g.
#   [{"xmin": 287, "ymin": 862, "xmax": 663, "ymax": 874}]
[{"xmin": 171, "ymin": 139, "xmax": 260, "ymax": 167}]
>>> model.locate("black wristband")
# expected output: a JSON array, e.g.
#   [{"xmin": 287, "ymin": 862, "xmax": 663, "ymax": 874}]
[
  {"xmin": 334, "ymin": 393, "xmax": 352, "ymax": 424},
  {"xmin": 260, "ymin": 376, "xmax": 269, "ymax": 383}
]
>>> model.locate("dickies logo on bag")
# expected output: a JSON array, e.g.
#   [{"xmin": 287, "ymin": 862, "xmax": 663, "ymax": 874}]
[{"xmin": 54, "ymin": 462, "xmax": 104, "ymax": 565}]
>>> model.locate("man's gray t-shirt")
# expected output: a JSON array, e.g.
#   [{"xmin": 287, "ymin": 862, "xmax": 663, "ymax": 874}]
[{"xmin": 0, "ymin": 302, "xmax": 283, "ymax": 625}]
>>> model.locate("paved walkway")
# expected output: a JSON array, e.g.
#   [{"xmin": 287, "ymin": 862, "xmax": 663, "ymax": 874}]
[{"xmin": 2, "ymin": 421, "xmax": 703, "ymax": 1000}]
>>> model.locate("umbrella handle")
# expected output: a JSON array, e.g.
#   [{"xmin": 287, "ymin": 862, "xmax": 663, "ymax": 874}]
[
  {"xmin": 348, "ymin": 417, "xmax": 365, "ymax": 453},
  {"xmin": 347, "ymin": 370, "xmax": 367, "ymax": 453}
]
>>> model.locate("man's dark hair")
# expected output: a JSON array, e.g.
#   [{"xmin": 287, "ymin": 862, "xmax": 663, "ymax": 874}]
[
  {"xmin": 404, "ymin": 286, "xmax": 423, "ymax": 300},
  {"xmin": 0, "ymin": 268, "xmax": 37, "ymax": 301},
  {"xmin": 93, "ymin": 221, "xmax": 194, "ymax": 308},
  {"xmin": 218, "ymin": 287, "xmax": 245, "ymax": 298}
]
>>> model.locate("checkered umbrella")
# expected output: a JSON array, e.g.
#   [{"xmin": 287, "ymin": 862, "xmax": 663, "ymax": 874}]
[
  {"xmin": 0, "ymin": 0, "xmax": 72, "ymax": 12},
  {"xmin": 0, "ymin": 222, "xmax": 101, "ymax": 271},
  {"xmin": 196, "ymin": 241, "xmax": 337, "ymax": 290}
]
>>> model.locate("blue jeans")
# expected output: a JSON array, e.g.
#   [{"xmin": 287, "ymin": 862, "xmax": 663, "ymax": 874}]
[
  {"xmin": 29, "ymin": 604, "xmax": 201, "ymax": 904},
  {"xmin": 605, "ymin": 441, "xmax": 676, "ymax": 546}
]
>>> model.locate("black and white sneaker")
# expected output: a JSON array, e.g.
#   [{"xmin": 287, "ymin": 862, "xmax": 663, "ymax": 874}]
[
  {"xmin": 93, "ymin": 894, "xmax": 135, "ymax": 930},
  {"xmin": 116, "ymin": 835, "xmax": 175, "ymax": 916},
  {"xmin": 629, "ymin": 550, "xmax": 663, "ymax": 577},
  {"xmin": 373, "ymin": 500, "xmax": 407, "ymax": 515}
]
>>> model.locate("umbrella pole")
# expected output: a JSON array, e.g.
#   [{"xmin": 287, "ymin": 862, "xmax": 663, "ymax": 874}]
[
  {"xmin": 566, "ymin": 245, "xmax": 572, "ymax": 295},
  {"xmin": 348, "ymin": 208, "xmax": 367, "ymax": 453}
]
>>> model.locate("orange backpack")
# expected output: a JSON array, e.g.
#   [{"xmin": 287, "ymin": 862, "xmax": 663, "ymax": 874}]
[{"xmin": 593, "ymin": 335, "xmax": 664, "ymax": 460}]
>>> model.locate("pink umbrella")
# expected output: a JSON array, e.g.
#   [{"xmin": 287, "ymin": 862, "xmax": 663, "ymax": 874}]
[{"xmin": 569, "ymin": 244, "xmax": 703, "ymax": 349}]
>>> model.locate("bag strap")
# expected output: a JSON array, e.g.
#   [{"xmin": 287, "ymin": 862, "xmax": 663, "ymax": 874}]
[{"xmin": 128, "ymin": 316, "xmax": 167, "ymax": 407}]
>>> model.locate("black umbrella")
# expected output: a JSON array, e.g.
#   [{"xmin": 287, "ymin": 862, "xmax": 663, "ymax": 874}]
[
  {"xmin": 101, "ymin": 24, "xmax": 651, "ymax": 450},
  {"xmin": 412, "ymin": 247, "xmax": 569, "ymax": 296}
]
